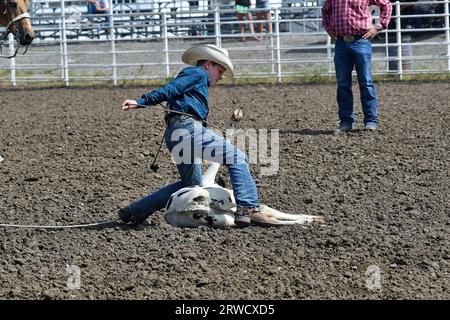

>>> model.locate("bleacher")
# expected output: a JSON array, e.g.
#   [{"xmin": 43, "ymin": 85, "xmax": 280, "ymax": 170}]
[
  {"xmin": 27, "ymin": 0, "xmax": 328, "ymax": 41},
  {"xmin": 279, "ymin": 0, "xmax": 325, "ymax": 32},
  {"xmin": 29, "ymin": 0, "xmax": 219, "ymax": 40}
]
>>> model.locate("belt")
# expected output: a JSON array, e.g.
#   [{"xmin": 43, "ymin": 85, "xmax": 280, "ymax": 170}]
[
  {"xmin": 165, "ymin": 113, "xmax": 206, "ymax": 127},
  {"xmin": 337, "ymin": 34, "xmax": 364, "ymax": 43}
]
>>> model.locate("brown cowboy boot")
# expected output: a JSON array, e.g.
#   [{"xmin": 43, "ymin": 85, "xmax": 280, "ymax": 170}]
[{"xmin": 234, "ymin": 207, "xmax": 281, "ymax": 228}]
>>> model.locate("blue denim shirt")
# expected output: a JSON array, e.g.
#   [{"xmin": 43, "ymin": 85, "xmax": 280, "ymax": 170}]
[{"xmin": 136, "ymin": 66, "xmax": 210, "ymax": 120}]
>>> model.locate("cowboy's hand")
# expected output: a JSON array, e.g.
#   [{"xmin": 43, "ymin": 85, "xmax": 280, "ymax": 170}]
[
  {"xmin": 121, "ymin": 100, "xmax": 139, "ymax": 110},
  {"xmin": 363, "ymin": 26, "xmax": 379, "ymax": 40}
]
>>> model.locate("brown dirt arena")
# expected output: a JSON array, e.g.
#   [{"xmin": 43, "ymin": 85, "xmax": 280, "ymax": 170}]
[{"xmin": 0, "ymin": 82, "xmax": 448, "ymax": 299}]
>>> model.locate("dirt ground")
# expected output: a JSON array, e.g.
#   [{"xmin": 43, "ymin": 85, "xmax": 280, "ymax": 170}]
[{"xmin": 0, "ymin": 82, "xmax": 448, "ymax": 300}]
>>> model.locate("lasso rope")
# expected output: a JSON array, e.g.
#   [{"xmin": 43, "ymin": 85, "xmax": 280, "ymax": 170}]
[
  {"xmin": 143, "ymin": 103, "xmax": 243, "ymax": 172},
  {"xmin": 0, "ymin": 106, "xmax": 243, "ymax": 229},
  {"xmin": 0, "ymin": 219, "xmax": 118, "ymax": 229}
]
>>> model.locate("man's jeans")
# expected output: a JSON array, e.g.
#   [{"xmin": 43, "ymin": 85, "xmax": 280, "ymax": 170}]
[
  {"xmin": 128, "ymin": 115, "xmax": 260, "ymax": 222},
  {"xmin": 334, "ymin": 38, "xmax": 378, "ymax": 128}
]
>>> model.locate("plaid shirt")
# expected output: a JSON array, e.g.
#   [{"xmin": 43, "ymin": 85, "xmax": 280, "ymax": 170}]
[{"xmin": 322, "ymin": 0, "xmax": 392, "ymax": 37}]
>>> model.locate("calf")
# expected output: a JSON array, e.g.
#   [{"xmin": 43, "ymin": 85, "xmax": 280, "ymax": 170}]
[{"xmin": 163, "ymin": 109, "xmax": 324, "ymax": 228}]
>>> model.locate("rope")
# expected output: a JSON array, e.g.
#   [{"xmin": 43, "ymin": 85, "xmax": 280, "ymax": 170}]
[
  {"xmin": 0, "ymin": 106, "xmax": 240, "ymax": 229},
  {"xmin": 149, "ymin": 125, "xmax": 167, "ymax": 172},
  {"xmin": 0, "ymin": 219, "xmax": 118, "ymax": 229},
  {"xmin": 137, "ymin": 103, "xmax": 237, "ymax": 172}
]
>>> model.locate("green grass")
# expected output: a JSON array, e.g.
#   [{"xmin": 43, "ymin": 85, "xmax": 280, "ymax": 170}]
[
  {"xmin": 1, "ymin": 71, "xmax": 449, "ymax": 89},
  {"xmin": 43, "ymin": 69, "xmax": 54, "ymax": 75},
  {"xmin": 94, "ymin": 70, "xmax": 108, "ymax": 77},
  {"xmin": 373, "ymin": 72, "xmax": 450, "ymax": 82},
  {"xmin": 15, "ymin": 70, "xmax": 34, "ymax": 77},
  {"xmin": 0, "ymin": 70, "xmax": 10, "ymax": 77}
]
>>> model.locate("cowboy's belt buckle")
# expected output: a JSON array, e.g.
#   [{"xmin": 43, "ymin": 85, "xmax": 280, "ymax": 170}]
[{"xmin": 343, "ymin": 35, "xmax": 354, "ymax": 42}]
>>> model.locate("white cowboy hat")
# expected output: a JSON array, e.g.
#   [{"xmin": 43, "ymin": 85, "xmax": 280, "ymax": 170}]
[{"xmin": 182, "ymin": 44, "xmax": 234, "ymax": 78}]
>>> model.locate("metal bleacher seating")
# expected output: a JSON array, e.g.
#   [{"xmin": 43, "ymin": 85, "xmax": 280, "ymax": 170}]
[
  {"xmin": 279, "ymin": 0, "xmax": 325, "ymax": 33},
  {"xmin": 29, "ymin": 0, "xmax": 217, "ymax": 41},
  {"xmin": 28, "ymin": 0, "xmax": 330, "ymax": 40}
]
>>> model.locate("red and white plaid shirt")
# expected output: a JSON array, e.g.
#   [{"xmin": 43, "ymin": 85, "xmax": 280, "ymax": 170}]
[{"xmin": 322, "ymin": 0, "xmax": 392, "ymax": 37}]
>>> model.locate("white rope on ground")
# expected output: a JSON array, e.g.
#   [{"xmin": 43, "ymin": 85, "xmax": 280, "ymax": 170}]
[
  {"xmin": 0, "ymin": 219, "xmax": 118, "ymax": 229},
  {"xmin": 0, "ymin": 108, "xmax": 242, "ymax": 229}
]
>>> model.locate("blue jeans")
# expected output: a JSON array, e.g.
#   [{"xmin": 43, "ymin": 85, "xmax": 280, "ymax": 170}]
[
  {"xmin": 334, "ymin": 38, "xmax": 378, "ymax": 128},
  {"xmin": 87, "ymin": 4, "xmax": 110, "ymax": 24},
  {"xmin": 128, "ymin": 115, "xmax": 260, "ymax": 222}
]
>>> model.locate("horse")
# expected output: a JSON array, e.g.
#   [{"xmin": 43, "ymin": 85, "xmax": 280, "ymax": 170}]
[{"xmin": 0, "ymin": 0, "xmax": 34, "ymax": 51}]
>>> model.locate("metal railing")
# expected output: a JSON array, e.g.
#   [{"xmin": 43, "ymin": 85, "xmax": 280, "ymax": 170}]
[{"xmin": 0, "ymin": 1, "xmax": 449, "ymax": 86}]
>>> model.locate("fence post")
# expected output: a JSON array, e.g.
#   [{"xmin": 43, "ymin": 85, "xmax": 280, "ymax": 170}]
[
  {"xmin": 395, "ymin": 1, "xmax": 403, "ymax": 80},
  {"xmin": 162, "ymin": 13, "xmax": 170, "ymax": 78},
  {"xmin": 109, "ymin": 4, "xmax": 117, "ymax": 85},
  {"xmin": 385, "ymin": 25, "xmax": 389, "ymax": 71},
  {"xmin": 445, "ymin": 0, "xmax": 450, "ymax": 71},
  {"xmin": 214, "ymin": 7, "xmax": 221, "ymax": 47},
  {"xmin": 274, "ymin": 9, "xmax": 282, "ymax": 83},
  {"xmin": 60, "ymin": 0, "xmax": 69, "ymax": 86},
  {"xmin": 326, "ymin": 35, "xmax": 332, "ymax": 78},
  {"xmin": 8, "ymin": 33, "xmax": 16, "ymax": 86},
  {"xmin": 270, "ymin": 30, "xmax": 275, "ymax": 75}
]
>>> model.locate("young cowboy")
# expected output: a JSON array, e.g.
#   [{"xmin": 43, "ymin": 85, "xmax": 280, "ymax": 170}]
[{"xmin": 118, "ymin": 44, "xmax": 274, "ymax": 227}]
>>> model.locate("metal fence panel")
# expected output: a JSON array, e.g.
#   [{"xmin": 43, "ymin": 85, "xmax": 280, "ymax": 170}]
[{"xmin": 1, "ymin": 0, "xmax": 449, "ymax": 86}]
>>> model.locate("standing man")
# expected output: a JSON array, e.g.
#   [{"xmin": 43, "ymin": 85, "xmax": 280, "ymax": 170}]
[
  {"xmin": 322, "ymin": 0, "xmax": 392, "ymax": 131},
  {"xmin": 118, "ymin": 44, "xmax": 275, "ymax": 227}
]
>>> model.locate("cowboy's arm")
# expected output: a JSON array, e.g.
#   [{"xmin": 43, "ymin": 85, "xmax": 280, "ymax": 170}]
[
  {"xmin": 371, "ymin": 0, "xmax": 393, "ymax": 29},
  {"xmin": 364, "ymin": 0, "xmax": 393, "ymax": 39},
  {"xmin": 321, "ymin": 0, "xmax": 335, "ymax": 38},
  {"xmin": 122, "ymin": 68, "xmax": 204, "ymax": 109}
]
